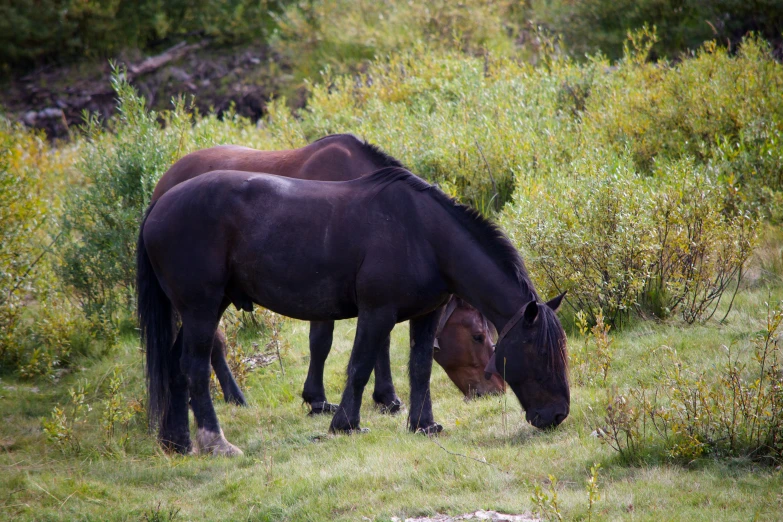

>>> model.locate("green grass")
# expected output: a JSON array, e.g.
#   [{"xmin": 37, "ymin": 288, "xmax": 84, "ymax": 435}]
[{"xmin": 2, "ymin": 283, "xmax": 783, "ymax": 521}]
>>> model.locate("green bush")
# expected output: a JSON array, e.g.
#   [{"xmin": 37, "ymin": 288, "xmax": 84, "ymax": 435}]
[
  {"xmin": 59, "ymin": 73, "xmax": 192, "ymax": 330},
  {"xmin": 498, "ymin": 36, "xmax": 778, "ymax": 323},
  {"xmin": 0, "ymin": 0, "xmax": 287, "ymax": 70},
  {"xmin": 0, "ymin": 119, "xmax": 91, "ymax": 376},
  {"xmin": 596, "ymin": 302, "xmax": 783, "ymax": 464},
  {"xmin": 52, "ymin": 35, "xmax": 783, "ymax": 336},
  {"xmin": 57, "ymin": 71, "xmax": 291, "ymax": 330},
  {"xmin": 271, "ymin": 0, "xmax": 522, "ymax": 88},
  {"xmin": 531, "ymin": 0, "xmax": 783, "ymax": 61}
]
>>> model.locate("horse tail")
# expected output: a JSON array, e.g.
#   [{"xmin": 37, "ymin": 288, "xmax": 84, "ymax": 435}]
[{"xmin": 136, "ymin": 201, "xmax": 174, "ymax": 427}]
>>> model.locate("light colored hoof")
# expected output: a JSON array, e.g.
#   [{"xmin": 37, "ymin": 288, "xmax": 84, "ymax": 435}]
[{"xmin": 196, "ymin": 428, "xmax": 243, "ymax": 457}]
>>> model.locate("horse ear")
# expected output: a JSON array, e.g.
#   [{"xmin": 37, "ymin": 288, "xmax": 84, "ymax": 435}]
[
  {"xmin": 546, "ymin": 292, "xmax": 566, "ymax": 313},
  {"xmin": 523, "ymin": 300, "xmax": 539, "ymax": 324}
]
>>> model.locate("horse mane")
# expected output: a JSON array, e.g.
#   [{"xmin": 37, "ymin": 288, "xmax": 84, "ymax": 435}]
[
  {"xmin": 538, "ymin": 305, "xmax": 569, "ymax": 384},
  {"xmin": 312, "ymin": 133, "xmax": 406, "ymax": 168},
  {"xmin": 364, "ymin": 166, "xmax": 567, "ymax": 382},
  {"xmin": 361, "ymin": 166, "xmax": 538, "ymax": 300}
]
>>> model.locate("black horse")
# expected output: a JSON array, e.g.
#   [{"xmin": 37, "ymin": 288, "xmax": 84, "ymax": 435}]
[{"xmin": 137, "ymin": 167, "xmax": 569, "ymax": 455}]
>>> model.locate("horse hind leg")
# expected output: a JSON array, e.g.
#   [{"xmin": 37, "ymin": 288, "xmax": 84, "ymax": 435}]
[
  {"xmin": 182, "ymin": 311, "xmax": 243, "ymax": 456},
  {"xmin": 159, "ymin": 327, "xmax": 192, "ymax": 453},
  {"xmin": 371, "ymin": 334, "xmax": 403, "ymax": 414},
  {"xmin": 210, "ymin": 328, "xmax": 247, "ymax": 406}
]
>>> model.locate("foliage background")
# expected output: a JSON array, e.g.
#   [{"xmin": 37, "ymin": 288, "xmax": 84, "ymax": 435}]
[{"xmin": 2, "ymin": 1, "xmax": 783, "ymax": 520}]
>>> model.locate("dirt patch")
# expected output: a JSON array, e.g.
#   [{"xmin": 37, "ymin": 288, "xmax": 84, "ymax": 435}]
[
  {"xmin": 2, "ymin": 40, "xmax": 301, "ymax": 139},
  {"xmin": 391, "ymin": 510, "xmax": 539, "ymax": 522}
]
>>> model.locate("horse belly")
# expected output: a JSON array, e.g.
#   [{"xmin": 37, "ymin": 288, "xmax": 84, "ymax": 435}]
[{"xmin": 229, "ymin": 238, "xmax": 360, "ymax": 321}]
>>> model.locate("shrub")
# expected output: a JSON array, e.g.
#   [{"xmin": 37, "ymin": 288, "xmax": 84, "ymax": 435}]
[
  {"xmin": 531, "ymin": 0, "xmax": 783, "ymax": 61},
  {"xmin": 58, "ymin": 72, "xmax": 193, "ymax": 330},
  {"xmin": 51, "ymin": 35, "xmax": 780, "ymax": 337},
  {"xmin": 504, "ymin": 149, "xmax": 659, "ymax": 324},
  {"xmin": 0, "ymin": 0, "xmax": 288, "ymax": 70},
  {"xmin": 586, "ymin": 36, "xmax": 783, "ymax": 196},
  {"xmin": 500, "ymin": 36, "xmax": 774, "ymax": 323},
  {"xmin": 101, "ymin": 367, "xmax": 142, "ymax": 450},
  {"xmin": 595, "ymin": 302, "xmax": 783, "ymax": 464},
  {"xmin": 42, "ymin": 379, "xmax": 91, "ymax": 454},
  {"xmin": 0, "ymin": 121, "xmax": 50, "ymax": 365},
  {"xmin": 56, "ymin": 71, "xmax": 293, "ymax": 331},
  {"xmin": 0, "ymin": 119, "xmax": 88, "ymax": 375},
  {"xmin": 272, "ymin": 0, "xmax": 522, "ymax": 88}
]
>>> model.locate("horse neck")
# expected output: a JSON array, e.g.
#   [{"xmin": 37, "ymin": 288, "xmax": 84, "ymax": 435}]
[{"xmin": 433, "ymin": 221, "xmax": 535, "ymax": 333}]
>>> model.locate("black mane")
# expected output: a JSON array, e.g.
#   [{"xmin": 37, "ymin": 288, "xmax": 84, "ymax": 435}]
[
  {"xmin": 362, "ymin": 166, "xmax": 538, "ymax": 299},
  {"xmin": 313, "ymin": 133, "xmax": 406, "ymax": 169}
]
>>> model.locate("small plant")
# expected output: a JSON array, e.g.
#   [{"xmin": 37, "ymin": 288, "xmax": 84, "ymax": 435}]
[
  {"xmin": 571, "ymin": 311, "xmax": 614, "ymax": 386},
  {"xmin": 101, "ymin": 367, "xmax": 140, "ymax": 448},
  {"xmin": 599, "ymin": 388, "xmax": 645, "ymax": 461},
  {"xmin": 532, "ymin": 475, "xmax": 563, "ymax": 522},
  {"xmin": 42, "ymin": 379, "xmax": 91, "ymax": 454},
  {"xmin": 532, "ymin": 465, "xmax": 602, "ymax": 522},
  {"xmin": 261, "ymin": 309, "xmax": 289, "ymax": 377},
  {"xmin": 141, "ymin": 501, "xmax": 181, "ymax": 522},
  {"xmin": 591, "ymin": 312, "xmax": 614, "ymax": 386},
  {"xmin": 586, "ymin": 463, "xmax": 601, "ymax": 522}
]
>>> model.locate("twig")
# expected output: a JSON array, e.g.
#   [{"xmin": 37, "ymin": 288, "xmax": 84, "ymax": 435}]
[
  {"xmin": 427, "ymin": 436, "xmax": 512, "ymax": 475},
  {"xmin": 273, "ymin": 327, "xmax": 285, "ymax": 377},
  {"xmin": 127, "ymin": 40, "xmax": 209, "ymax": 80},
  {"xmin": 31, "ymin": 481, "xmax": 61, "ymax": 503},
  {"xmin": 473, "ymin": 138, "xmax": 499, "ymax": 211},
  {"xmin": 8, "ymin": 230, "xmax": 63, "ymax": 299}
]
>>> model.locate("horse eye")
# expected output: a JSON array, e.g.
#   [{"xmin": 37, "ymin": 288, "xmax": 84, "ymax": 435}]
[{"xmin": 472, "ymin": 334, "xmax": 484, "ymax": 343}]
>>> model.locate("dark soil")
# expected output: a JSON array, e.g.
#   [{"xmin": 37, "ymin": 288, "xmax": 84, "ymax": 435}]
[{"xmin": 1, "ymin": 41, "xmax": 305, "ymax": 139}]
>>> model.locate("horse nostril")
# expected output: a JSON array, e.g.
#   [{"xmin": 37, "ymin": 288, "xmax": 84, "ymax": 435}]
[{"xmin": 553, "ymin": 412, "xmax": 567, "ymax": 426}]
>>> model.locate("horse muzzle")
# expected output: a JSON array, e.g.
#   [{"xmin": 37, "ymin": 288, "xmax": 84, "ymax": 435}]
[{"xmin": 525, "ymin": 404, "xmax": 569, "ymax": 430}]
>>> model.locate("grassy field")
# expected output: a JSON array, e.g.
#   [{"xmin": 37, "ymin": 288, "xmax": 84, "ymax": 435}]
[{"xmin": 2, "ymin": 274, "xmax": 782, "ymax": 521}]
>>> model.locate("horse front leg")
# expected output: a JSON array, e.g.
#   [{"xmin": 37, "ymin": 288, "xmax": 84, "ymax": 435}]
[
  {"xmin": 182, "ymin": 312, "xmax": 243, "ymax": 456},
  {"xmin": 408, "ymin": 309, "xmax": 443, "ymax": 434},
  {"xmin": 372, "ymin": 334, "xmax": 403, "ymax": 414},
  {"xmin": 210, "ymin": 328, "xmax": 247, "ymax": 406},
  {"xmin": 329, "ymin": 308, "xmax": 396, "ymax": 433},
  {"xmin": 303, "ymin": 320, "xmax": 339, "ymax": 415}
]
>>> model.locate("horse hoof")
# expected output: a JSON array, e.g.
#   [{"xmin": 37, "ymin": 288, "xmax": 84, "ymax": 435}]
[
  {"xmin": 196, "ymin": 428, "xmax": 244, "ymax": 457},
  {"xmin": 375, "ymin": 397, "xmax": 404, "ymax": 415},
  {"xmin": 225, "ymin": 394, "xmax": 247, "ymax": 406},
  {"xmin": 415, "ymin": 423, "xmax": 444, "ymax": 436},
  {"xmin": 308, "ymin": 401, "xmax": 339, "ymax": 415},
  {"xmin": 159, "ymin": 434, "xmax": 192, "ymax": 454},
  {"xmin": 329, "ymin": 426, "xmax": 370, "ymax": 435}
]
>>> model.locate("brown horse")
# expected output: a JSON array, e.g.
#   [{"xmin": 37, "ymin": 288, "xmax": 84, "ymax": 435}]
[
  {"xmin": 151, "ymin": 134, "xmax": 504, "ymax": 411},
  {"xmin": 138, "ymin": 167, "xmax": 569, "ymax": 455}
]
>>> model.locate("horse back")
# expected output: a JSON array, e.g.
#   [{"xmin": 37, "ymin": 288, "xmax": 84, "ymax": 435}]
[
  {"xmin": 150, "ymin": 135, "xmax": 383, "ymax": 203},
  {"xmin": 144, "ymin": 170, "xmax": 447, "ymax": 321}
]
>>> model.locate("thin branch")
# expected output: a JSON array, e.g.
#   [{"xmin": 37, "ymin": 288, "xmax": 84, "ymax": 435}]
[
  {"xmin": 427, "ymin": 436, "xmax": 512, "ymax": 475},
  {"xmin": 8, "ymin": 231, "xmax": 63, "ymax": 300},
  {"xmin": 473, "ymin": 138, "xmax": 499, "ymax": 212}
]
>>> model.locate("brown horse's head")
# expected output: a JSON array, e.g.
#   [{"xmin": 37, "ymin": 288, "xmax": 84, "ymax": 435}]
[
  {"xmin": 434, "ymin": 298, "xmax": 505, "ymax": 398},
  {"xmin": 485, "ymin": 293, "xmax": 569, "ymax": 430}
]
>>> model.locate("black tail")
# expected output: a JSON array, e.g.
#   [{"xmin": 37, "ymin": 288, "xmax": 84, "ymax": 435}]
[{"xmin": 137, "ymin": 201, "xmax": 175, "ymax": 428}]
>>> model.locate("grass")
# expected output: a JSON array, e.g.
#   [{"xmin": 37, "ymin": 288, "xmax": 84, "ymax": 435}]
[{"xmin": 2, "ymin": 280, "xmax": 783, "ymax": 521}]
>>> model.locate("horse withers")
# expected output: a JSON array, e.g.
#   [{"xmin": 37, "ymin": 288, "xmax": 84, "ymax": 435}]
[
  {"xmin": 151, "ymin": 134, "xmax": 503, "ymax": 411},
  {"xmin": 137, "ymin": 167, "xmax": 569, "ymax": 455}
]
